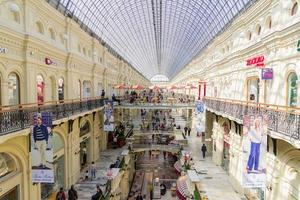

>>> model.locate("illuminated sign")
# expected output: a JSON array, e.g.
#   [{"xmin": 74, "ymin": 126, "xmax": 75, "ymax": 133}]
[
  {"xmin": 246, "ymin": 56, "xmax": 265, "ymax": 68},
  {"xmin": 261, "ymin": 68, "xmax": 273, "ymax": 80}
]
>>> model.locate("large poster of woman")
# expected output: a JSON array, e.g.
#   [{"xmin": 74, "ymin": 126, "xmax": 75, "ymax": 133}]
[
  {"xmin": 104, "ymin": 100, "xmax": 114, "ymax": 131},
  {"xmin": 242, "ymin": 115, "xmax": 268, "ymax": 188},
  {"xmin": 31, "ymin": 112, "xmax": 54, "ymax": 183}
]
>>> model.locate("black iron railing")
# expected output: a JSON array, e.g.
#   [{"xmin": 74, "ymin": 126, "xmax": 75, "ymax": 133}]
[
  {"xmin": 0, "ymin": 98, "xmax": 106, "ymax": 135},
  {"xmin": 204, "ymin": 97, "xmax": 300, "ymax": 140}
]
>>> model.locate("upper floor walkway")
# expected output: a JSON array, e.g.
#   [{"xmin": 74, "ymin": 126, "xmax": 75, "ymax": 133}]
[{"xmin": 204, "ymin": 97, "xmax": 300, "ymax": 148}]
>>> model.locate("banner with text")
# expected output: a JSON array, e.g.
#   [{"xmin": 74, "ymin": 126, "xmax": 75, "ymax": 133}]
[
  {"xmin": 104, "ymin": 100, "xmax": 114, "ymax": 131},
  {"xmin": 195, "ymin": 100, "xmax": 205, "ymax": 135},
  {"xmin": 242, "ymin": 115, "xmax": 268, "ymax": 188},
  {"xmin": 31, "ymin": 112, "xmax": 54, "ymax": 183}
]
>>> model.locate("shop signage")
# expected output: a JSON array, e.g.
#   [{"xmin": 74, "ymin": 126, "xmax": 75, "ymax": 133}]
[
  {"xmin": 0, "ymin": 47, "xmax": 7, "ymax": 54},
  {"xmin": 45, "ymin": 58, "xmax": 57, "ymax": 65},
  {"xmin": 297, "ymin": 40, "xmax": 300, "ymax": 52},
  {"xmin": 246, "ymin": 56, "xmax": 265, "ymax": 68},
  {"xmin": 261, "ymin": 68, "xmax": 273, "ymax": 80}
]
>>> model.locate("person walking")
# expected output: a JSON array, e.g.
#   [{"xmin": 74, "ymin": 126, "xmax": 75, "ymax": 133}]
[
  {"xmin": 68, "ymin": 185, "xmax": 78, "ymax": 200},
  {"xmin": 184, "ymin": 126, "xmax": 188, "ymax": 136},
  {"xmin": 187, "ymin": 127, "xmax": 191, "ymax": 136},
  {"xmin": 201, "ymin": 144, "xmax": 207, "ymax": 159},
  {"xmin": 56, "ymin": 187, "xmax": 66, "ymax": 200},
  {"xmin": 90, "ymin": 161, "xmax": 97, "ymax": 180}
]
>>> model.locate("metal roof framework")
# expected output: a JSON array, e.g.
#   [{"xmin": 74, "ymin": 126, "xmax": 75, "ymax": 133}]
[{"xmin": 48, "ymin": 0, "xmax": 256, "ymax": 79}]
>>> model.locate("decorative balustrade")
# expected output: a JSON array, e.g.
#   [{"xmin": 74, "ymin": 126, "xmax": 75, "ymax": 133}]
[
  {"xmin": 0, "ymin": 98, "xmax": 106, "ymax": 135},
  {"xmin": 204, "ymin": 97, "xmax": 300, "ymax": 140}
]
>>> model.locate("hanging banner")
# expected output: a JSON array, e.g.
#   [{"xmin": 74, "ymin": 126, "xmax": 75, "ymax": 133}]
[
  {"xmin": 104, "ymin": 100, "xmax": 114, "ymax": 131},
  {"xmin": 31, "ymin": 112, "xmax": 54, "ymax": 183},
  {"xmin": 195, "ymin": 100, "xmax": 205, "ymax": 134},
  {"xmin": 242, "ymin": 115, "xmax": 268, "ymax": 188}
]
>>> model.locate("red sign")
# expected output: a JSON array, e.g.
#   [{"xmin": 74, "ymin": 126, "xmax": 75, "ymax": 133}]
[
  {"xmin": 246, "ymin": 56, "xmax": 265, "ymax": 68},
  {"xmin": 45, "ymin": 58, "xmax": 57, "ymax": 65}
]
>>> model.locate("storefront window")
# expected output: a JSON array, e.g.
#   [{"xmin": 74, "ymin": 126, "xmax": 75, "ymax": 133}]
[
  {"xmin": 58, "ymin": 78, "xmax": 64, "ymax": 101},
  {"xmin": 37, "ymin": 75, "xmax": 45, "ymax": 104},
  {"xmin": 97, "ymin": 82, "xmax": 103, "ymax": 97},
  {"xmin": 287, "ymin": 72, "xmax": 298, "ymax": 107},
  {"xmin": 8, "ymin": 73, "xmax": 20, "ymax": 105},
  {"xmin": 0, "ymin": 186, "xmax": 19, "ymax": 200},
  {"xmin": 247, "ymin": 78, "xmax": 259, "ymax": 102},
  {"xmin": 83, "ymin": 81, "xmax": 91, "ymax": 98}
]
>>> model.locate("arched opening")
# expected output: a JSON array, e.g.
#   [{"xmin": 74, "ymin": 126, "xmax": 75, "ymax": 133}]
[
  {"xmin": 287, "ymin": 72, "xmax": 298, "ymax": 107},
  {"xmin": 58, "ymin": 77, "xmax": 64, "ymax": 101},
  {"xmin": 35, "ymin": 21, "xmax": 44, "ymax": 34},
  {"xmin": 221, "ymin": 121, "xmax": 230, "ymax": 173},
  {"xmin": 78, "ymin": 80, "xmax": 81, "ymax": 99},
  {"xmin": 256, "ymin": 24, "xmax": 261, "ymax": 36},
  {"xmin": 79, "ymin": 119, "xmax": 91, "ymax": 169},
  {"xmin": 8, "ymin": 72, "xmax": 20, "ymax": 105},
  {"xmin": 82, "ymin": 80, "xmax": 91, "ymax": 98},
  {"xmin": 49, "ymin": 28, "xmax": 55, "ymax": 40},
  {"xmin": 247, "ymin": 31, "xmax": 252, "ymax": 41},
  {"xmin": 37, "ymin": 74, "xmax": 45, "ymax": 104},
  {"xmin": 291, "ymin": 2, "xmax": 298, "ymax": 16},
  {"xmin": 265, "ymin": 16, "xmax": 272, "ymax": 29},
  {"xmin": 0, "ymin": 152, "xmax": 20, "ymax": 200},
  {"xmin": 246, "ymin": 77, "xmax": 260, "ymax": 102},
  {"xmin": 41, "ymin": 132, "xmax": 65, "ymax": 199}
]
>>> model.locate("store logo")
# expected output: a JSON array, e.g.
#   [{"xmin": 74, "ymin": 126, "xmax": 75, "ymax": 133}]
[
  {"xmin": 0, "ymin": 47, "xmax": 7, "ymax": 54},
  {"xmin": 297, "ymin": 40, "xmax": 300, "ymax": 52},
  {"xmin": 246, "ymin": 56, "xmax": 265, "ymax": 68},
  {"xmin": 45, "ymin": 58, "xmax": 57, "ymax": 66}
]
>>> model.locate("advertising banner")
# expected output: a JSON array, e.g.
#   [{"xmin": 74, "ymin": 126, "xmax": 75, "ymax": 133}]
[
  {"xmin": 104, "ymin": 100, "xmax": 114, "ymax": 131},
  {"xmin": 242, "ymin": 115, "xmax": 268, "ymax": 188},
  {"xmin": 195, "ymin": 100, "xmax": 205, "ymax": 134},
  {"xmin": 261, "ymin": 68, "xmax": 273, "ymax": 80},
  {"xmin": 31, "ymin": 112, "xmax": 54, "ymax": 183}
]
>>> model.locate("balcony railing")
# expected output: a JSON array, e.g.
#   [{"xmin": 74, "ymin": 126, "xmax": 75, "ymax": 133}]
[
  {"xmin": 0, "ymin": 98, "xmax": 106, "ymax": 135},
  {"xmin": 204, "ymin": 97, "xmax": 300, "ymax": 140}
]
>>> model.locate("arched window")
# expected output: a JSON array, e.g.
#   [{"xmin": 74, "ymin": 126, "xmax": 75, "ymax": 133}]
[
  {"xmin": 49, "ymin": 28, "xmax": 55, "ymax": 40},
  {"xmin": 35, "ymin": 21, "xmax": 44, "ymax": 34},
  {"xmin": 247, "ymin": 77, "xmax": 260, "ymax": 102},
  {"xmin": 9, "ymin": 3, "xmax": 20, "ymax": 23},
  {"xmin": 83, "ymin": 47, "xmax": 86, "ymax": 56},
  {"xmin": 58, "ymin": 78, "xmax": 64, "ymax": 101},
  {"xmin": 247, "ymin": 31, "xmax": 252, "ymax": 41},
  {"xmin": 8, "ymin": 72, "xmax": 20, "ymax": 105},
  {"xmin": 256, "ymin": 24, "xmax": 261, "ymax": 35},
  {"xmin": 287, "ymin": 72, "xmax": 298, "ymax": 107},
  {"xmin": 265, "ymin": 16, "xmax": 272, "ymax": 29},
  {"xmin": 78, "ymin": 80, "xmax": 81, "ymax": 99},
  {"xmin": 80, "ymin": 120, "xmax": 91, "ymax": 137},
  {"xmin": 0, "ymin": 153, "xmax": 17, "ymax": 178},
  {"xmin": 37, "ymin": 74, "xmax": 45, "ymax": 104},
  {"xmin": 83, "ymin": 81, "xmax": 91, "ymax": 98},
  {"xmin": 291, "ymin": 2, "xmax": 298, "ymax": 16}
]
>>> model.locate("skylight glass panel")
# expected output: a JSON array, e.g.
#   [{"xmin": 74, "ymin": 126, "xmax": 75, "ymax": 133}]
[{"xmin": 52, "ymin": 0, "xmax": 255, "ymax": 79}]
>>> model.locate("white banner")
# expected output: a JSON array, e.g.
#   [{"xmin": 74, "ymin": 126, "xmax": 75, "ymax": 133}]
[{"xmin": 104, "ymin": 100, "xmax": 114, "ymax": 131}]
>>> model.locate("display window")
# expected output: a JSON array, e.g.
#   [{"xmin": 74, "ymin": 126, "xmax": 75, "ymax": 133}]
[
  {"xmin": 8, "ymin": 73, "xmax": 20, "ymax": 105},
  {"xmin": 247, "ymin": 77, "xmax": 259, "ymax": 102},
  {"xmin": 287, "ymin": 72, "xmax": 298, "ymax": 107},
  {"xmin": 58, "ymin": 78, "xmax": 64, "ymax": 101},
  {"xmin": 37, "ymin": 75, "xmax": 45, "ymax": 104}
]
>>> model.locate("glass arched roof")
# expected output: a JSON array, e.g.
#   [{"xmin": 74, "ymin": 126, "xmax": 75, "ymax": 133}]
[
  {"xmin": 150, "ymin": 74, "xmax": 169, "ymax": 83},
  {"xmin": 53, "ymin": 0, "xmax": 256, "ymax": 79}
]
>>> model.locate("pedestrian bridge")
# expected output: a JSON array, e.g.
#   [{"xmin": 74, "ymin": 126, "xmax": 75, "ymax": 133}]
[
  {"xmin": 130, "ymin": 144, "xmax": 181, "ymax": 154},
  {"xmin": 114, "ymin": 103, "xmax": 195, "ymax": 109}
]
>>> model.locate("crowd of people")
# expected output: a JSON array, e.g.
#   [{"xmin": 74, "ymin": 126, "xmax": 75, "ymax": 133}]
[
  {"xmin": 117, "ymin": 90, "xmax": 195, "ymax": 104},
  {"xmin": 55, "ymin": 184, "xmax": 102, "ymax": 200}
]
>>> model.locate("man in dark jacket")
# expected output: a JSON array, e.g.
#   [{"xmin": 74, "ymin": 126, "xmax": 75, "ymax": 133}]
[
  {"xmin": 33, "ymin": 116, "xmax": 49, "ymax": 168},
  {"xmin": 91, "ymin": 185, "xmax": 103, "ymax": 200},
  {"xmin": 201, "ymin": 144, "xmax": 207, "ymax": 159}
]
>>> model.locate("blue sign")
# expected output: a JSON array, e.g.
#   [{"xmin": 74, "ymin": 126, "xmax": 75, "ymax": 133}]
[{"xmin": 196, "ymin": 101, "xmax": 204, "ymax": 113}]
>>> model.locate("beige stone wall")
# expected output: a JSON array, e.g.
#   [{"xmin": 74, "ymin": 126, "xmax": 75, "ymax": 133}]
[{"xmin": 0, "ymin": 0, "xmax": 149, "ymax": 106}]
